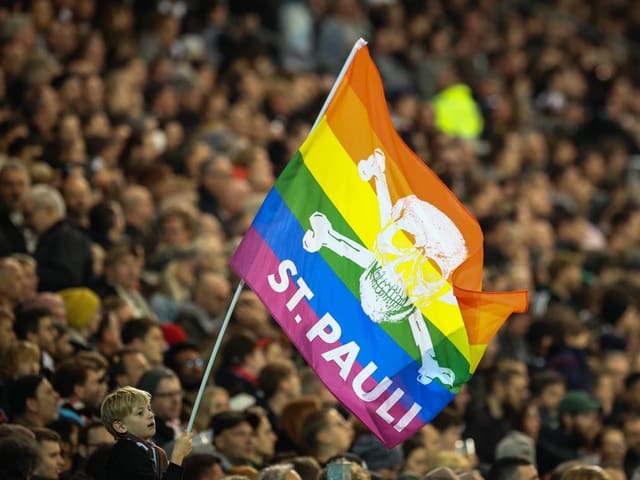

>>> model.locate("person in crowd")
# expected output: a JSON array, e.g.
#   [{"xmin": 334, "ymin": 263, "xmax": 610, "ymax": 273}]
[
  {"xmin": 182, "ymin": 453, "xmax": 225, "ymax": 480},
  {"xmin": 94, "ymin": 309, "xmax": 124, "ymax": 359},
  {"xmin": 486, "ymin": 456, "xmax": 539, "ymax": 480},
  {"xmin": 537, "ymin": 391, "xmax": 602, "ymax": 476},
  {"xmin": 149, "ymin": 251, "xmax": 196, "ymax": 323},
  {"xmin": 61, "ymin": 171, "xmax": 93, "ymax": 234},
  {"xmin": 400, "ymin": 434, "xmax": 432, "ymax": 480},
  {"xmin": 214, "ymin": 332, "xmax": 266, "ymax": 399},
  {"xmin": 137, "ymin": 366, "xmax": 184, "ymax": 448},
  {"xmin": 593, "ymin": 426, "xmax": 627, "ymax": 470},
  {"xmin": 299, "ymin": 405, "xmax": 354, "ymax": 465},
  {"xmin": 121, "ymin": 316, "xmax": 167, "ymax": 367},
  {"xmin": 246, "ymin": 406, "xmax": 278, "ymax": 469},
  {"xmin": 75, "ymin": 420, "xmax": 115, "ymax": 471},
  {"xmin": 560, "ymin": 465, "xmax": 610, "ymax": 480},
  {"xmin": 12, "ymin": 253, "xmax": 38, "ymax": 299},
  {"xmin": 53, "ymin": 352, "xmax": 109, "ymax": 426},
  {"xmin": 108, "ymin": 347, "xmax": 151, "ymax": 390},
  {"xmin": 531, "ymin": 370, "xmax": 567, "ymax": 430},
  {"xmin": 230, "ymin": 289, "xmax": 277, "ymax": 340},
  {"xmin": 8, "ymin": 374, "xmax": 60, "ymax": 428},
  {"xmin": 182, "ymin": 385, "xmax": 230, "ymax": 457},
  {"xmin": 0, "ymin": 423, "xmax": 40, "ymax": 480},
  {"xmin": 1, "ymin": 339, "xmax": 41, "ymax": 380},
  {"xmin": 257, "ymin": 358, "xmax": 301, "ymax": 432},
  {"xmin": 47, "ymin": 417, "xmax": 80, "ymax": 476},
  {"xmin": 31, "ymin": 427, "xmax": 65, "ymax": 480},
  {"xmin": 0, "ymin": 256, "xmax": 27, "ymax": 309},
  {"xmin": 351, "ymin": 420, "xmax": 404, "ymax": 480},
  {"xmin": 0, "ymin": 304, "xmax": 15, "ymax": 356},
  {"xmin": 622, "ymin": 413, "xmax": 640, "ymax": 478},
  {"xmin": 99, "ymin": 386, "xmax": 193, "ymax": 479},
  {"xmin": 120, "ymin": 185, "xmax": 156, "ymax": 244},
  {"xmin": 464, "ymin": 367, "xmax": 529, "ymax": 464},
  {"xmin": 14, "ymin": 305, "xmax": 57, "ymax": 373},
  {"xmin": 58, "ymin": 287, "xmax": 102, "ymax": 351},
  {"xmin": 21, "ymin": 184, "xmax": 94, "ymax": 291},
  {"xmin": 0, "ymin": 160, "xmax": 30, "ymax": 255},
  {"xmin": 94, "ymin": 241, "xmax": 155, "ymax": 319},
  {"xmin": 21, "ymin": 291, "xmax": 67, "ymax": 326},
  {"xmin": 163, "ymin": 341, "xmax": 204, "ymax": 420},
  {"xmin": 545, "ymin": 306, "xmax": 593, "ymax": 392},
  {"xmin": 174, "ymin": 270, "xmax": 230, "ymax": 347},
  {"xmin": 210, "ymin": 410, "xmax": 260, "ymax": 471},
  {"xmin": 276, "ymin": 397, "xmax": 323, "ymax": 455}
]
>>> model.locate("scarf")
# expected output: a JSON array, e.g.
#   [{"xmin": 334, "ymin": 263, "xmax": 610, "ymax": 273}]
[{"xmin": 121, "ymin": 434, "xmax": 169, "ymax": 478}]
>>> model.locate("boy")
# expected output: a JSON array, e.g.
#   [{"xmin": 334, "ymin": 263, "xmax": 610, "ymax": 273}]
[{"xmin": 100, "ymin": 386, "xmax": 192, "ymax": 479}]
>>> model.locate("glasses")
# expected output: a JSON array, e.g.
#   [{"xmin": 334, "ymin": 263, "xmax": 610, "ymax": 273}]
[
  {"xmin": 154, "ymin": 390, "xmax": 184, "ymax": 399},
  {"xmin": 182, "ymin": 358, "xmax": 204, "ymax": 369},
  {"xmin": 327, "ymin": 419, "xmax": 349, "ymax": 429}
]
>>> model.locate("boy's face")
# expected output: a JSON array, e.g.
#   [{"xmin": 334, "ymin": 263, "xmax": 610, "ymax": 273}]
[{"xmin": 117, "ymin": 402, "xmax": 156, "ymax": 440}]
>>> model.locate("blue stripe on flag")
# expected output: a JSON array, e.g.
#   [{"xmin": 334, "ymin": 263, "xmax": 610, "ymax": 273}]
[{"xmin": 250, "ymin": 188, "xmax": 455, "ymax": 422}]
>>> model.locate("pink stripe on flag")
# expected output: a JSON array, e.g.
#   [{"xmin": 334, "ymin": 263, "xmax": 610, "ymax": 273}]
[{"xmin": 232, "ymin": 227, "xmax": 426, "ymax": 445}]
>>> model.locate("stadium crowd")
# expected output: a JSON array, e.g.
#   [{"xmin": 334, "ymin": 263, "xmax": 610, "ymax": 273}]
[{"xmin": 1, "ymin": 0, "xmax": 640, "ymax": 480}]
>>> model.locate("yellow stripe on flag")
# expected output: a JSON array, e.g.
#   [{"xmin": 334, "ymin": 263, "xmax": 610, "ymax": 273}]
[{"xmin": 302, "ymin": 117, "xmax": 467, "ymax": 341}]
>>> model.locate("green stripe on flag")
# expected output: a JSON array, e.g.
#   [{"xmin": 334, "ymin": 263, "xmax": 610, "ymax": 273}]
[{"xmin": 276, "ymin": 152, "xmax": 471, "ymax": 384}]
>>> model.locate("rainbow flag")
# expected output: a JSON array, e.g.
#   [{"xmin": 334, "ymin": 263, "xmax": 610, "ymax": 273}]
[{"xmin": 231, "ymin": 40, "xmax": 528, "ymax": 447}]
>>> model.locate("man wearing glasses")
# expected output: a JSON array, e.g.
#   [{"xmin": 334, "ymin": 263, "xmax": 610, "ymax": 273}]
[
  {"xmin": 164, "ymin": 341, "xmax": 205, "ymax": 421},
  {"xmin": 137, "ymin": 366, "xmax": 185, "ymax": 448}
]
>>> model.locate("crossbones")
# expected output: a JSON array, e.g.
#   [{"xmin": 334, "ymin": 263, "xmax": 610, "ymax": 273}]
[{"xmin": 302, "ymin": 149, "xmax": 468, "ymax": 387}]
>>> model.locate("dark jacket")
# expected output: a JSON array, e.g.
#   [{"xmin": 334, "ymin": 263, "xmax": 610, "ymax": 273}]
[
  {"xmin": 106, "ymin": 436, "xmax": 182, "ymax": 480},
  {"xmin": 0, "ymin": 209, "xmax": 27, "ymax": 255},
  {"xmin": 545, "ymin": 345, "xmax": 592, "ymax": 392},
  {"xmin": 34, "ymin": 220, "xmax": 93, "ymax": 292},
  {"xmin": 463, "ymin": 402, "xmax": 512, "ymax": 464},
  {"xmin": 214, "ymin": 366, "xmax": 259, "ymax": 398},
  {"xmin": 536, "ymin": 425, "xmax": 581, "ymax": 476}
]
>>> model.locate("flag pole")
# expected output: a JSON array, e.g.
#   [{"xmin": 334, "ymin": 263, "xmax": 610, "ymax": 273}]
[
  {"xmin": 186, "ymin": 279, "xmax": 245, "ymax": 433},
  {"xmin": 310, "ymin": 38, "xmax": 368, "ymax": 132}
]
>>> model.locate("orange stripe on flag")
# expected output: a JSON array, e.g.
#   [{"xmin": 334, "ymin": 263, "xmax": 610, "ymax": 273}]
[{"xmin": 324, "ymin": 46, "xmax": 528, "ymax": 349}]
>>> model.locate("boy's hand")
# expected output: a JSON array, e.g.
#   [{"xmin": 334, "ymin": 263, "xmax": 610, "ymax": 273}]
[{"xmin": 170, "ymin": 432, "xmax": 193, "ymax": 465}]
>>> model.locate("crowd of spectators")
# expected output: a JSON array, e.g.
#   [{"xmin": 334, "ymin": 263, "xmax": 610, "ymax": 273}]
[{"xmin": 2, "ymin": 0, "xmax": 640, "ymax": 480}]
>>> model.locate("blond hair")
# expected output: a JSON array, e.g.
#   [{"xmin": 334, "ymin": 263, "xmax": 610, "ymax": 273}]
[
  {"xmin": 100, "ymin": 386, "xmax": 151, "ymax": 437},
  {"xmin": 561, "ymin": 465, "xmax": 611, "ymax": 480},
  {"xmin": 0, "ymin": 340, "xmax": 40, "ymax": 379}
]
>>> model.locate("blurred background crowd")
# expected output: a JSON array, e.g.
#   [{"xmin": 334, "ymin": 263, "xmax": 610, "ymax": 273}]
[{"xmin": 1, "ymin": 0, "xmax": 640, "ymax": 480}]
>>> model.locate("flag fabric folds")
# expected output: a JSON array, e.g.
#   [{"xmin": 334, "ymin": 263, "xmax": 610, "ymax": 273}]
[{"xmin": 230, "ymin": 41, "xmax": 528, "ymax": 447}]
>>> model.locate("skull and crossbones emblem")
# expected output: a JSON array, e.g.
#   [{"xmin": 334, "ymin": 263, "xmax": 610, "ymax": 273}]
[{"xmin": 302, "ymin": 149, "xmax": 468, "ymax": 387}]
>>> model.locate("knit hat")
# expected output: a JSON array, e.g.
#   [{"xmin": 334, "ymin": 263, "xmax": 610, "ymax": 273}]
[
  {"xmin": 495, "ymin": 431, "xmax": 536, "ymax": 464},
  {"xmin": 351, "ymin": 433, "xmax": 404, "ymax": 471},
  {"xmin": 137, "ymin": 367, "xmax": 177, "ymax": 396},
  {"xmin": 58, "ymin": 288, "xmax": 101, "ymax": 329}
]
